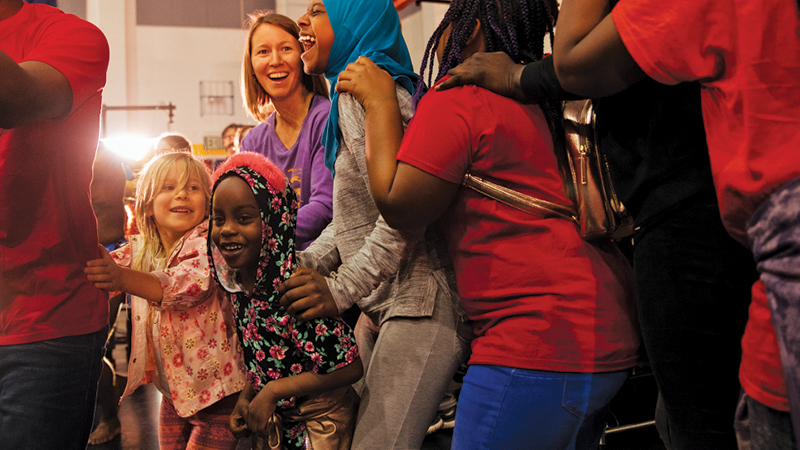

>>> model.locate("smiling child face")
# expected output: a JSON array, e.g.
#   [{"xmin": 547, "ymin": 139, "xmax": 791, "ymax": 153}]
[
  {"xmin": 150, "ymin": 165, "xmax": 208, "ymax": 249},
  {"xmin": 211, "ymin": 176, "xmax": 263, "ymax": 289}
]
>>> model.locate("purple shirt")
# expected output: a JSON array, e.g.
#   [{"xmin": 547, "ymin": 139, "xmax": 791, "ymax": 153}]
[{"xmin": 242, "ymin": 95, "xmax": 333, "ymax": 250}]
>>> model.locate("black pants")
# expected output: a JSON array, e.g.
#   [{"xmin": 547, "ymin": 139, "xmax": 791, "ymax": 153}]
[{"xmin": 634, "ymin": 190, "xmax": 757, "ymax": 450}]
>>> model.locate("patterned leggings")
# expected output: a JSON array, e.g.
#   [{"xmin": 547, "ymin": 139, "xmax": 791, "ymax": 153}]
[
  {"xmin": 159, "ymin": 393, "xmax": 240, "ymax": 450},
  {"xmin": 748, "ymin": 174, "xmax": 800, "ymax": 442}
]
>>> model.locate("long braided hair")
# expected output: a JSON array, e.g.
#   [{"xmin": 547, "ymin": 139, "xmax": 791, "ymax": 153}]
[{"xmin": 415, "ymin": 0, "xmax": 569, "ymax": 185}]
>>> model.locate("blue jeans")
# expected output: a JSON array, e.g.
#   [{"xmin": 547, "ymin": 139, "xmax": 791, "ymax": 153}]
[
  {"xmin": 748, "ymin": 175, "xmax": 800, "ymax": 445},
  {"xmin": 452, "ymin": 365, "xmax": 629, "ymax": 450},
  {"xmin": 0, "ymin": 327, "xmax": 107, "ymax": 449}
]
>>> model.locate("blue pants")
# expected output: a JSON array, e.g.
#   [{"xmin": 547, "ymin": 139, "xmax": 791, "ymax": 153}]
[
  {"xmin": 452, "ymin": 365, "xmax": 629, "ymax": 450},
  {"xmin": 0, "ymin": 327, "xmax": 107, "ymax": 450},
  {"xmin": 748, "ymin": 175, "xmax": 800, "ymax": 446}
]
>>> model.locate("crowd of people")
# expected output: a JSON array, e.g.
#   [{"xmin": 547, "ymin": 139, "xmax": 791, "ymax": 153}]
[{"xmin": 2, "ymin": 0, "xmax": 800, "ymax": 449}]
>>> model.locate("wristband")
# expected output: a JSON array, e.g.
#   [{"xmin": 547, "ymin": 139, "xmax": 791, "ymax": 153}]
[{"xmin": 519, "ymin": 56, "xmax": 584, "ymax": 102}]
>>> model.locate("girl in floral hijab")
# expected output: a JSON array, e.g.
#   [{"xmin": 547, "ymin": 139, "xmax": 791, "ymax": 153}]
[{"xmin": 208, "ymin": 152, "xmax": 362, "ymax": 450}]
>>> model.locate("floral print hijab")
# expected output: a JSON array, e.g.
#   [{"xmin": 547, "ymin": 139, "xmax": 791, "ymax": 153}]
[
  {"xmin": 207, "ymin": 152, "xmax": 358, "ymax": 448},
  {"xmin": 208, "ymin": 152, "xmax": 296, "ymax": 300}
]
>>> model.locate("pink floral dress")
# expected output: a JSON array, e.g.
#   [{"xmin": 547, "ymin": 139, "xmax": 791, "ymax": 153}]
[{"xmin": 115, "ymin": 222, "xmax": 248, "ymax": 417}]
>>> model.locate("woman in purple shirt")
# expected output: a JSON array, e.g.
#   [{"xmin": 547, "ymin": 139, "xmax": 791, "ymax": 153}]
[{"xmin": 240, "ymin": 12, "xmax": 332, "ymax": 250}]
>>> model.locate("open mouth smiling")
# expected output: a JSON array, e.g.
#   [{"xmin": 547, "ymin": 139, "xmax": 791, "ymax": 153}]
[
  {"xmin": 269, "ymin": 72, "xmax": 289, "ymax": 80},
  {"xmin": 219, "ymin": 242, "xmax": 245, "ymax": 252},
  {"xmin": 170, "ymin": 208, "xmax": 192, "ymax": 214},
  {"xmin": 299, "ymin": 35, "xmax": 316, "ymax": 52}
]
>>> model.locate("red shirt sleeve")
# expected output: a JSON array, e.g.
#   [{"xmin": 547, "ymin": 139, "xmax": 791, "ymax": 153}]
[
  {"xmin": 21, "ymin": 12, "xmax": 110, "ymax": 114},
  {"xmin": 612, "ymin": 0, "xmax": 728, "ymax": 85},
  {"xmin": 397, "ymin": 83, "xmax": 480, "ymax": 184}
]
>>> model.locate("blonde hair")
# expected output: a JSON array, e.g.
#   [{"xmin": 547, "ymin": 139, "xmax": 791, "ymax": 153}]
[
  {"xmin": 242, "ymin": 11, "xmax": 329, "ymax": 122},
  {"xmin": 132, "ymin": 152, "xmax": 212, "ymax": 272}
]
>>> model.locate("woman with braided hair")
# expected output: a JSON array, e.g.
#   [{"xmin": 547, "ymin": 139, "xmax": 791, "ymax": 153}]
[{"xmin": 337, "ymin": 0, "xmax": 640, "ymax": 448}]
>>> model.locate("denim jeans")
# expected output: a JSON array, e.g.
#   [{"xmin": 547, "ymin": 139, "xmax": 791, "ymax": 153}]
[
  {"xmin": 452, "ymin": 365, "xmax": 629, "ymax": 450},
  {"xmin": 748, "ymin": 175, "xmax": 800, "ymax": 444},
  {"xmin": 635, "ymin": 189, "xmax": 757, "ymax": 449},
  {"xmin": 0, "ymin": 327, "xmax": 107, "ymax": 449}
]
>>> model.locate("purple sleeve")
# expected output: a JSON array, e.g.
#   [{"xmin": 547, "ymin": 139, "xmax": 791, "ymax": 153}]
[
  {"xmin": 295, "ymin": 97, "xmax": 333, "ymax": 250},
  {"xmin": 296, "ymin": 143, "xmax": 333, "ymax": 249},
  {"xmin": 241, "ymin": 98, "xmax": 333, "ymax": 250}
]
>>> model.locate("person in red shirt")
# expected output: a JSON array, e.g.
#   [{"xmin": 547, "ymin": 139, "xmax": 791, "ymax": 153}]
[
  {"xmin": 0, "ymin": 0, "xmax": 110, "ymax": 448},
  {"xmin": 336, "ymin": 0, "xmax": 641, "ymax": 447},
  {"xmin": 559, "ymin": 1, "xmax": 800, "ymax": 448}
]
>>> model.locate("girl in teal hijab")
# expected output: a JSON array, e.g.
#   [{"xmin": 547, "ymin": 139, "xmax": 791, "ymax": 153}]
[
  {"xmin": 292, "ymin": 2, "xmax": 472, "ymax": 449},
  {"xmin": 298, "ymin": 0, "xmax": 419, "ymax": 175}
]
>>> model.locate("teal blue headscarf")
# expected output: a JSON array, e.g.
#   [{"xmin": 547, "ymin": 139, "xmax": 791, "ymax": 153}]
[{"xmin": 321, "ymin": 0, "xmax": 419, "ymax": 176}]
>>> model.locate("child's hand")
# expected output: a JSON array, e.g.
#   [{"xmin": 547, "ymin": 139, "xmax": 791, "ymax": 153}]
[
  {"xmin": 336, "ymin": 56, "xmax": 398, "ymax": 112},
  {"xmin": 84, "ymin": 245, "xmax": 125, "ymax": 292},
  {"xmin": 246, "ymin": 387, "xmax": 278, "ymax": 437},
  {"xmin": 278, "ymin": 267, "xmax": 339, "ymax": 322},
  {"xmin": 229, "ymin": 394, "xmax": 251, "ymax": 438}
]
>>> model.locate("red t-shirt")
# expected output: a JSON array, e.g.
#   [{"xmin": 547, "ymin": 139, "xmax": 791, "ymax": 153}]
[
  {"xmin": 613, "ymin": 0, "xmax": 800, "ymax": 411},
  {"xmin": 397, "ymin": 81, "xmax": 641, "ymax": 373},
  {"xmin": 0, "ymin": 3, "xmax": 110, "ymax": 345},
  {"xmin": 740, "ymin": 280, "xmax": 789, "ymax": 411}
]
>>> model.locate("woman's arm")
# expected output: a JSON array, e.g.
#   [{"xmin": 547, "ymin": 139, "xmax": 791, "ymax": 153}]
[
  {"xmin": 436, "ymin": 0, "xmax": 646, "ymax": 99},
  {"xmin": 336, "ymin": 57, "xmax": 460, "ymax": 230},
  {"xmin": 297, "ymin": 219, "xmax": 341, "ymax": 276},
  {"xmin": 245, "ymin": 358, "xmax": 363, "ymax": 436},
  {"xmin": 280, "ymin": 72, "xmax": 452, "ymax": 322},
  {"xmin": 552, "ymin": 0, "xmax": 645, "ymax": 97},
  {"xmin": 0, "ymin": 51, "xmax": 72, "ymax": 128}
]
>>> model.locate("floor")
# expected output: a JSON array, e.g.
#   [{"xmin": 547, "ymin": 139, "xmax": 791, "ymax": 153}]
[{"xmin": 88, "ymin": 371, "xmax": 666, "ymax": 450}]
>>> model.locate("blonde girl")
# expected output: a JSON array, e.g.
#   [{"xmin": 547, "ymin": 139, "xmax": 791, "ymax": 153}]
[{"xmin": 85, "ymin": 152, "xmax": 248, "ymax": 450}]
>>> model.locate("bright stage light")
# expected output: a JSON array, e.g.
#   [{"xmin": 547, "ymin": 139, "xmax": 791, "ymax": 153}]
[{"xmin": 100, "ymin": 136, "xmax": 158, "ymax": 161}]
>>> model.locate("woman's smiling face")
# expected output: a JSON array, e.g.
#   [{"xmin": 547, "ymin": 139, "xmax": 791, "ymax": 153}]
[
  {"xmin": 297, "ymin": 0, "xmax": 335, "ymax": 75},
  {"xmin": 250, "ymin": 23, "xmax": 306, "ymax": 104}
]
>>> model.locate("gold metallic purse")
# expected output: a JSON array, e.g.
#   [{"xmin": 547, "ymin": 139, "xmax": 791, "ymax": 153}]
[
  {"xmin": 562, "ymin": 99, "xmax": 633, "ymax": 240},
  {"xmin": 252, "ymin": 386, "xmax": 359, "ymax": 450},
  {"xmin": 461, "ymin": 100, "xmax": 633, "ymax": 241}
]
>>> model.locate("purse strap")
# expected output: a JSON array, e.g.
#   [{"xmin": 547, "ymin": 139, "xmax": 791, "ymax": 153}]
[{"xmin": 462, "ymin": 173, "xmax": 579, "ymax": 224}]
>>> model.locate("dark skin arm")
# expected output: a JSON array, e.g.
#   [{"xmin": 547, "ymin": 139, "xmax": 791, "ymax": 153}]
[
  {"xmin": 239, "ymin": 358, "xmax": 363, "ymax": 437},
  {"xmin": 278, "ymin": 267, "xmax": 339, "ymax": 322},
  {"xmin": 437, "ymin": 0, "xmax": 646, "ymax": 99},
  {"xmin": 280, "ymin": 58, "xmax": 458, "ymax": 322},
  {"xmin": 230, "ymin": 383, "xmax": 256, "ymax": 438},
  {"xmin": 0, "ymin": 50, "xmax": 73, "ymax": 128},
  {"xmin": 552, "ymin": 0, "xmax": 645, "ymax": 96},
  {"xmin": 436, "ymin": 51, "xmax": 528, "ymax": 100},
  {"xmin": 335, "ymin": 56, "xmax": 460, "ymax": 231}
]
